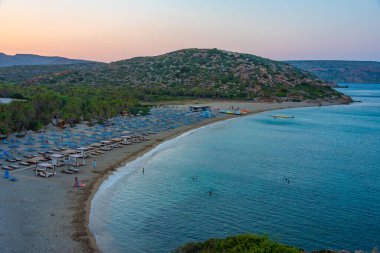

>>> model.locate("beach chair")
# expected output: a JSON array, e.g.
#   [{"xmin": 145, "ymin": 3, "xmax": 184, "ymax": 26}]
[
  {"xmin": 9, "ymin": 165, "xmax": 19, "ymax": 170},
  {"xmin": 62, "ymin": 168, "xmax": 74, "ymax": 174},
  {"xmin": 67, "ymin": 167, "xmax": 79, "ymax": 173}
]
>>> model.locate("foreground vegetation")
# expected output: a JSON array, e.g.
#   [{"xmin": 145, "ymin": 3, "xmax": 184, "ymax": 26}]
[
  {"xmin": 174, "ymin": 234, "xmax": 302, "ymax": 253},
  {"xmin": 0, "ymin": 83, "xmax": 149, "ymax": 134}
]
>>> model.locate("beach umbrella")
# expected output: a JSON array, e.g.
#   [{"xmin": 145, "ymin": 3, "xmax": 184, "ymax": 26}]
[
  {"xmin": 2, "ymin": 150, "xmax": 12, "ymax": 159},
  {"xmin": 23, "ymin": 147, "xmax": 37, "ymax": 158},
  {"xmin": 23, "ymin": 140, "xmax": 34, "ymax": 146},
  {"xmin": 69, "ymin": 143, "xmax": 79, "ymax": 149}
]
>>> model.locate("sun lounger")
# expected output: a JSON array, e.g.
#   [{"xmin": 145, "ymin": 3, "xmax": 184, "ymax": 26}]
[
  {"xmin": 24, "ymin": 155, "xmax": 34, "ymax": 159},
  {"xmin": 62, "ymin": 168, "xmax": 74, "ymax": 174},
  {"xmin": 15, "ymin": 157, "xmax": 22, "ymax": 161},
  {"xmin": 19, "ymin": 162, "xmax": 30, "ymax": 166},
  {"xmin": 6, "ymin": 159, "xmax": 16, "ymax": 163},
  {"xmin": 9, "ymin": 165, "xmax": 20, "ymax": 170},
  {"xmin": 2, "ymin": 166, "xmax": 12, "ymax": 170},
  {"xmin": 68, "ymin": 167, "xmax": 79, "ymax": 173},
  {"xmin": 36, "ymin": 170, "xmax": 51, "ymax": 177}
]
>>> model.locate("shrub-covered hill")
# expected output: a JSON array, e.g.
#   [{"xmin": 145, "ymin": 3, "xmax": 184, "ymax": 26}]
[
  {"xmin": 287, "ymin": 60, "xmax": 380, "ymax": 84},
  {"xmin": 0, "ymin": 62, "xmax": 105, "ymax": 83},
  {"xmin": 25, "ymin": 49, "xmax": 348, "ymax": 102},
  {"xmin": 0, "ymin": 52, "xmax": 95, "ymax": 68}
]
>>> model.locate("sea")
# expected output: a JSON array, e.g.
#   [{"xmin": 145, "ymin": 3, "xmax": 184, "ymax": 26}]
[{"xmin": 90, "ymin": 83, "xmax": 380, "ymax": 253}]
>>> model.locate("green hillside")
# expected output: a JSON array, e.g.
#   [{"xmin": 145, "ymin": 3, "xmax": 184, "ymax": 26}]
[
  {"xmin": 23, "ymin": 49, "xmax": 345, "ymax": 102},
  {"xmin": 287, "ymin": 60, "xmax": 380, "ymax": 84},
  {"xmin": 0, "ymin": 62, "xmax": 105, "ymax": 83}
]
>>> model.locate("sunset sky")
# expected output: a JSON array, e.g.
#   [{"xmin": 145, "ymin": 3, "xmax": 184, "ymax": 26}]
[{"xmin": 0, "ymin": 0, "xmax": 379, "ymax": 62}]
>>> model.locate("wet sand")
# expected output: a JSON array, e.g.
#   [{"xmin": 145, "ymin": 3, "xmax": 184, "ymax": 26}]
[{"xmin": 0, "ymin": 101, "xmax": 345, "ymax": 253}]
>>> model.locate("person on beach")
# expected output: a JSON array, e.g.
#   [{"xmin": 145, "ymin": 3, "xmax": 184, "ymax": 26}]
[
  {"xmin": 74, "ymin": 177, "xmax": 86, "ymax": 188},
  {"xmin": 74, "ymin": 177, "xmax": 80, "ymax": 187},
  {"xmin": 93, "ymin": 159, "xmax": 96, "ymax": 169},
  {"xmin": 142, "ymin": 167, "xmax": 144, "ymax": 174},
  {"xmin": 209, "ymin": 190, "xmax": 212, "ymax": 196}
]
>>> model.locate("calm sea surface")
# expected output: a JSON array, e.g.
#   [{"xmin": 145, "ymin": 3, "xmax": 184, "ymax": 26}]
[{"xmin": 90, "ymin": 84, "xmax": 380, "ymax": 252}]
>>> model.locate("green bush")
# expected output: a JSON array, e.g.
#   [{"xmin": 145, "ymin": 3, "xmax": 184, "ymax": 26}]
[{"xmin": 174, "ymin": 234, "xmax": 302, "ymax": 253}]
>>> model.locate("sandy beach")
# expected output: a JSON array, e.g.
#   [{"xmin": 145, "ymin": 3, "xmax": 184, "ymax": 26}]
[{"xmin": 0, "ymin": 101, "xmax": 345, "ymax": 253}]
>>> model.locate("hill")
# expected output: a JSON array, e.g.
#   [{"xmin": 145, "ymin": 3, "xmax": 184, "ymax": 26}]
[
  {"xmin": 0, "ymin": 62, "xmax": 106, "ymax": 83},
  {"xmin": 23, "ymin": 49, "xmax": 347, "ymax": 102},
  {"xmin": 287, "ymin": 60, "xmax": 380, "ymax": 84},
  {"xmin": 0, "ymin": 53, "xmax": 96, "ymax": 68}
]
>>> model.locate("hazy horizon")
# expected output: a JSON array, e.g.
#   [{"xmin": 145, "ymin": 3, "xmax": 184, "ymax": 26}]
[
  {"xmin": 1, "ymin": 0, "xmax": 379, "ymax": 62},
  {"xmin": 1, "ymin": 49, "xmax": 380, "ymax": 64}
]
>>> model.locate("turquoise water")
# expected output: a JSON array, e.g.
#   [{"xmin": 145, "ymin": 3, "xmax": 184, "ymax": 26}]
[{"xmin": 90, "ymin": 84, "xmax": 380, "ymax": 252}]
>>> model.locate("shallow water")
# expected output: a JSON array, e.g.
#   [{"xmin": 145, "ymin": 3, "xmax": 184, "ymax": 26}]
[{"xmin": 90, "ymin": 83, "xmax": 380, "ymax": 252}]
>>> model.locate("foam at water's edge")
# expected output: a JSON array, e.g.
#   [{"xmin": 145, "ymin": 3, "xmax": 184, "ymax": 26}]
[
  {"xmin": 92, "ymin": 127, "xmax": 201, "ymax": 198},
  {"xmin": 89, "ymin": 121, "xmax": 222, "ymax": 241},
  {"xmin": 90, "ymin": 115, "xmax": 246, "ymax": 201},
  {"xmin": 88, "ymin": 114, "xmax": 252, "ymax": 249}
]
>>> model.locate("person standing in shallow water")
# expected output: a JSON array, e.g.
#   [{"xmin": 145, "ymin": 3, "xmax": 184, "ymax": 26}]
[{"xmin": 93, "ymin": 159, "xmax": 97, "ymax": 169}]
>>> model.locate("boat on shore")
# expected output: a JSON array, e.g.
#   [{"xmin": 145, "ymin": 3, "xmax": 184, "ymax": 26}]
[{"xmin": 220, "ymin": 110, "xmax": 243, "ymax": 115}]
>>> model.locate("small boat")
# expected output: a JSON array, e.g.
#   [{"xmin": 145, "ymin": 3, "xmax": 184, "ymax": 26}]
[
  {"xmin": 270, "ymin": 115, "xmax": 295, "ymax": 119},
  {"xmin": 220, "ymin": 110, "xmax": 243, "ymax": 115}
]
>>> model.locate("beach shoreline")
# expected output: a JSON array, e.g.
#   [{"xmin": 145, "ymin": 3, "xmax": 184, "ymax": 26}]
[
  {"xmin": 0, "ymin": 101, "xmax": 348, "ymax": 253},
  {"xmin": 84, "ymin": 100, "xmax": 348, "ymax": 253}
]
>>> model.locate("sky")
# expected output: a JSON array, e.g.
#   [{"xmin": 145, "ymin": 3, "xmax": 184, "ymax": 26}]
[{"xmin": 0, "ymin": 0, "xmax": 379, "ymax": 62}]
